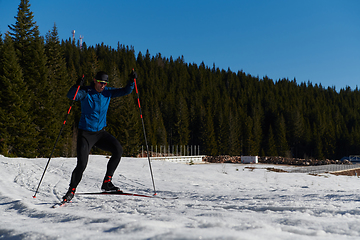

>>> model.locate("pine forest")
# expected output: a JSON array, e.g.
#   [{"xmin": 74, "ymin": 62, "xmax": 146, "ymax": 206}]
[{"xmin": 1, "ymin": 0, "xmax": 360, "ymax": 161}]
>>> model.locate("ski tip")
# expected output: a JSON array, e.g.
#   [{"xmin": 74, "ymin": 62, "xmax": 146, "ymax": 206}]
[
  {"xmin": 153, "ymin": 193, "xmax": 157, "ymax": 196},
  {"xmin": 32, "ymin": 195, "xmax": 36, "ymax": 199}
]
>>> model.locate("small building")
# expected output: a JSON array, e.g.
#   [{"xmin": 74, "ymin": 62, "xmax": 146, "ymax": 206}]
[{"xmin": 241, "ymin": 156, "xmax": 258, "ymax": 164}]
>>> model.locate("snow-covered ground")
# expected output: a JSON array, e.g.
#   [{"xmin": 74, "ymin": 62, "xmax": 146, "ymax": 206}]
[{"xmin": 1, "ymin": 155, "xmax": 360, "ymax": 239}]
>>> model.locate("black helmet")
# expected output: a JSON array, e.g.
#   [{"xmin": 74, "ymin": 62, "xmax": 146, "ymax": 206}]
[{"xmin": 95, "ymin": 71, "xmax": 109, "ymax": 82}]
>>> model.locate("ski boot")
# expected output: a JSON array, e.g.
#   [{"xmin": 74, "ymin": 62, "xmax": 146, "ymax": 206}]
[{"xmin": 101, "ymin": 176, "xmax": 123, "ymax": 193}]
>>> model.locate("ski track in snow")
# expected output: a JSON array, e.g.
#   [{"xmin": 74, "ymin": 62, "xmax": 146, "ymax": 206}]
[{"xmin": 1, "ymin": 155, "xmax": 360, "ymax": 239}]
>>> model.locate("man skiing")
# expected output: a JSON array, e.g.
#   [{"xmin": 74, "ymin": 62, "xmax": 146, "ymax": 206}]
[{"xmin": 62, "ymin": 71, "xmax": 136, "ymax": 203}]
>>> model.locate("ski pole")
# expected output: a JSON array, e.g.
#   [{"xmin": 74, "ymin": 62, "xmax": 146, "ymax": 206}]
[
  {"xmin": 33, "ymin": 75, "xmax": 83, "ymax": 198},
  {"xmin": 132, "ymin": 69, "xmax": 157, "ymax": 195}
]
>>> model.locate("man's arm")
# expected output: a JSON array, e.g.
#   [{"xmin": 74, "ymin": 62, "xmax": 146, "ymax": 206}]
[
  {"xmin": 110, "ymin": 81, "xmax": 135, "ymax": 98},
  {"xmin": 67, "ymin": 85, "xmax": 87, "ymax": 101}
]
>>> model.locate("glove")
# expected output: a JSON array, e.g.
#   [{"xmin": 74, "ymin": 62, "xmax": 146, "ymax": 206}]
[
  {"xmin": 129, "ymin": 70, "xmax": 137, "ymax": 80},
  {"xmin": 76, "ymin": 76, "xmax": 85, "ymax": 86},
  {"xmin": 127, "ymin": 79, "xmax": 135, "ymax": 87}
]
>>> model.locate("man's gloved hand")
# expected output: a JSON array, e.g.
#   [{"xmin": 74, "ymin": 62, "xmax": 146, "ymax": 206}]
[
  {"xmin": 129, "ymin": 70, "xmax": 137, "ymax": 81},
  {"xmin": 127, "ymin": 79, "xmax": 135, "ymax": 87},
  {"xmin": 76, "ymin": 76, "xmax": 85, "ymax": 86}
]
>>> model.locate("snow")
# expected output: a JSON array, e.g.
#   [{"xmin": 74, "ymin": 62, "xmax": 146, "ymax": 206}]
[{"xmin": 1, "ymin": 155, "xmax": 360, "ymax": 239}]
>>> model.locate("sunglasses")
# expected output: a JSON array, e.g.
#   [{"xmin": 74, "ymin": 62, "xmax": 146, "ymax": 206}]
[{"xmin": 96, "ymin": 80, "xmax": 108, "ymax": 86}]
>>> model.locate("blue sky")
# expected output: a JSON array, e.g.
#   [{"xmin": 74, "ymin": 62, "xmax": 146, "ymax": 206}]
[{"xmin": 1, "ymin": 0, "xmax": 359, "ymax": 91}]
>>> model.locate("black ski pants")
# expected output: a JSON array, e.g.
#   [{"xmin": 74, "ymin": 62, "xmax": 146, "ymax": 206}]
[{"xmin": 69, "ymin": 128, "xmax": 123, "ymax": 189}]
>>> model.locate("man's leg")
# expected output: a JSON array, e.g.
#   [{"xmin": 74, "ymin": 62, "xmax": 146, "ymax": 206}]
[
  {"xmin": 63, "ymin": 130, "xmax": 95, "ymax": 201},
  {"xmin": 95, "ymin": 131, "xmax": 123, "ymax": 191},
  {"xmin": 95, "ymin": 131, "xmax": 123, "ymax": 177},
  {"xmin": 69, "ymin": 131, "xmax": 92, "ymax": 188}
]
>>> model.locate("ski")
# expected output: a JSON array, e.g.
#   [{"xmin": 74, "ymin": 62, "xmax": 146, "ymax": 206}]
[{"xmin": 76, "ymin": 191, "xmax": 178, "ymax": 199}]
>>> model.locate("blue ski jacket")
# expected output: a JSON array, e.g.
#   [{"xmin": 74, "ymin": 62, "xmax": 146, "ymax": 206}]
[{"xmin": 67, "ymin": 82, "xmax": 134, "ymax": 132}]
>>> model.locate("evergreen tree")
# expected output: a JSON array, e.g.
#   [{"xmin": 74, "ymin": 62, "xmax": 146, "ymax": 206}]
[
  {"xmin": 8, "ymin": 0, "xmax": 49, "ymax": 156},
  {"xmin": 0, "ymin": 33, "xmax": 36, "ymax": 156},
  {"xmin": 199, "ymin": 106, "xmax": 217, "ymax": 155},
  {"xmin": 275, "ymin": 114, "xmax": 289, "ymax": 157},
  {"xmin": 4, "ymin": 0, "xmax": 360, "ymax": 159},
  {"xmin": 289, "ymin": 110, "xmax": 305, "ymax": 158},
  {"xmin": 242, "ymin": 115, "xmax": 253, "ymax": 156},
  {"xmin": 107, "ymin": 93, "xmax": 142, "ymax": 156},
  {"xmin": 266, "ymin": 125, "xmax": 278, "ymax": 156},
  {"xmin": 44, "ymin": 23, "xmax": 72, "ymax": 156},
  {"xmin": 152, "ymin": 102, "xmax": 167, "ymax": 146},
  {"xmin": 228, "ymin": 106, "xmax": 241, "ymax": 156},
  {"xmin": 250, "ymin": 102, "xmax": 263, "ymax": 156},
  {"xmin": 8, "ymin": 0, "xmax": 39, "ymax": 85},
  {"xmin": 175, "ymin": 94, "xmax": 190, "ymax": 145},
  {"xmin": 312, "ymin": 124, "xmax": 324, "ymax": 159},
  {"xmin": 215, "ymin": 108, "xmax": 228, "ymax": 155},
  {"xmin": 104, "ymin": 64, "xmax": 143, "ymax": 156}
]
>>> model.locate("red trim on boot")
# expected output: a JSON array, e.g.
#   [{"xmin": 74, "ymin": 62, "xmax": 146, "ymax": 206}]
[{"xmin": 104, "ymin": 176, "xmax": 112, "ymax": 183}]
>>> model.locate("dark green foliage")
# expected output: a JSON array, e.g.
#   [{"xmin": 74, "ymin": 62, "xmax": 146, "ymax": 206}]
[
  {"xmin": 0, "ymin": 33, "xmax": 37, "ymax": 156},
  {"xmin": 44, "ymin": 24, "xmax": 72, "ymax": 157},
  {"xmin": 106, "ymin": 66, "xmax": 142, "ymax": 157},
  {"xmin": 2, "ymin": 0, "xmax": 360, "ymax": 160}
]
